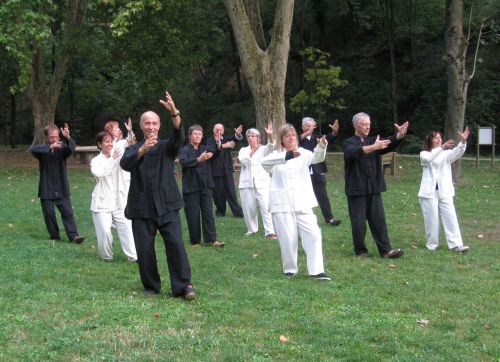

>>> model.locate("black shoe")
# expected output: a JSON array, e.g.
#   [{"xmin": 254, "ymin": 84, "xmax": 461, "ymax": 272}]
[
  {"xmin": 382, "ymin": 248, "xmax": 404, "ymax": 259},
  {"xmin": 328, "ymin": 218, "xmax": 342, "ymax": 226},
  {"xmin": 215, "ymin": 212, "xmax": 225, "ymax": 217},
  {"xmin": 72, "ymin": 235, "xmax": 85, "ymax": 244},
  {"xmin": 183, "ymin": 285, "xmax": 196, "ymax": 301},
  {"xmin": 310, "ymin": 273, "xmax": 331, "ymax": 281},
  {"xmin": 284, "ymin": 272, "xmax": 296, "ymax": 278}
]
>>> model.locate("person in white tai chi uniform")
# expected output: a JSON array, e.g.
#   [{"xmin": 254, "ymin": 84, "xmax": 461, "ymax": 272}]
[
  {"xmin": 90, "ymin": 131, "xmax": 137, "ymax": 261},
  {"xmin": 238, "ymin": 123, "xmax": 277, "ymax": 239},
  {"xmin": 418, "ymin": 126, "xmax": 470, "ymax": 253},
  {"xmin": 262, "ymin": 123, "xmax": 331, "ymax": 280}
]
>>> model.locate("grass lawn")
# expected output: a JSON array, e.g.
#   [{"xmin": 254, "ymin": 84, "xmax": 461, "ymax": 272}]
[{"xmin": 0, "ymin": 151, "xmax": 498, "ymax": 361}]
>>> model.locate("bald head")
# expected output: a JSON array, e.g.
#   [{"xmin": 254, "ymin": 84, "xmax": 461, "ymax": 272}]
[
  {"xmin": 213, "ymin": 123, "xmax": 224, "ymax": 137},
  {"xmin": 140, "ymin": 111, "xmax": 161, "ymax": 139}
]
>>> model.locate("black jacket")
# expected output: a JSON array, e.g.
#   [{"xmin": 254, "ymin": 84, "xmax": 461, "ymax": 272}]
[
  {"xmin": 120, "ymin": 128, "xmax": 184, "ymax": 219},
  {"xmin": 179, "ymin": 144, "xmax": 214, "ymax": 194},
  {"xmin": 31, "ymin": 137, "xmax": 76, "ymax": 199},
  {"xmin": 299, "ymin": 132, "xmax": 336, "ymax": 174},
  {"xmin": 343, "ymin": 135, "xmax": 401, "ymax": 197},
  {"xmin": 206, "ymin": 134, "xmax": 241, "ymax": 177}
]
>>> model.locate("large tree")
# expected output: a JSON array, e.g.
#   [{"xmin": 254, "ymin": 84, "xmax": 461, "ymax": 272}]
[
  {"xmin": 223, "ymin": 0, "xmax": 294, "ymax": 130},
  {"xmin": 0, "ymin": 0, "xmax": 88, "ymax": 144},
  {"xmin": 444, "ymin": 0, "xmax": 486, "ymax": 177}
]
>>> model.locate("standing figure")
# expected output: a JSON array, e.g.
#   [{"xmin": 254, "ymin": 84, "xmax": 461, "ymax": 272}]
[
  {"xmin": 206, "ymin": 123, "xmax": 244, "ymax": 217},
  {"xmin": 31, "ymin": 124, "xmax": 85, "ymax": 244},
  {"xmin": 120, "ymin": 92, "xmax": 195, "ymax": 300},
  {"xmin": 418, "ymin": 127, "xmax": 470, "ymax": 252},
  {"xmin": 179, "ymin": 125, "xmax": 225, "ymax": 247},
  {"xmin": 343, "ymin": 112, "xmax": 408, "ymax": 258},
  {"xmin": 90, "ymin": 131, "xmax": 137, "ymax": 261},
  {"xmin": 238, "ymin": 124, "xmax": 276, "ymax": 238},
  {"xmin": 300, "ymin": 117, "xmax": 342, "ymax": 226},
  {"xmin": 262, "ymin": 124, "xmax": 331, "ymax": 280}
]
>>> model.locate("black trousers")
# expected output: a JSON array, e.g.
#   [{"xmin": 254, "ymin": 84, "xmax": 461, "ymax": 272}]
[
  {"xmin": 213, "ymin": 173, "xmax": 243, "ymax": 217},
  {"xmin": 131, "ymin": 212, "xmax": 192, "ymax": 296},
  {"xmin": 347, "ymin": 193, "xmax": 392, "ymax": 256},
  {"xmin": 183, "ymin": 189, "xmax": 217, "ymax": 245},
  {"xmin": 41, "ymin": 197, "xmax": 79, "ymax": 241},
  {"xmin": 311, "ymin": 173, "xmax": 334, "ymax": 222}
]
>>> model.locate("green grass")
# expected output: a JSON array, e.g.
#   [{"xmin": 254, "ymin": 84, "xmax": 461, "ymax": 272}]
[{"xmin": 0, "ymin": 154, "xmax": 498, "ymax": 361}]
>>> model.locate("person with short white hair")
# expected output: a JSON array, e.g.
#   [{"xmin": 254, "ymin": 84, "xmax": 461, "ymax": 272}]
[
  {"xmin": 262, "ymin": 123, "xmax": 331, "ymax": 280},
  {"xmin": 238, "ymin": 123, "xmax": 276, "ymax": 239},
  {"xmin": 300, "ymin": 116, "xmax": 342, "ymax": 226},
  {"xmin": 343, "ymin": 112, "xmax": 408, "ymax": 259}
]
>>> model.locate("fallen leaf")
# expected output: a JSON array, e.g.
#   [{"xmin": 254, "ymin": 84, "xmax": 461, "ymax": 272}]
[
  {"xmin": 417, "ymin": 319, "xmax": 430, "ymax": 327},
  {"xmin": 403, "ymin": 281, "xmax": 409, "ymax": 285},
  {"xmin": 411, "ymin": 245, "xmax": 418, "ymax": 249},
  {"xmin": 31, "ymin": 199, "xmax": 36, "ymax": 203},
  {"xmin": 411, "ymin": 212, "xmax": 417, "ymax": 216},
  {"xmin": 8, "ymin": 224, "xmax": 14, "ymax": 228},
  {"xmin": 279, "ymin": 335, "xmax": 289, "ymax": 344},
  {"xmin": 253, "ymin": 253, "xmax": 259, "ymax": 258},
  {"xmin": 388, "ymin": 264, "xmax": 396, "ymax": 269},
  {"xmin": 484, "ymin": 323, "xmax": 492, "ymax": 330},
  {"xmin": 478, "ymin": 234, "xmax": 484, "ymax": 239},
  {"xmin": 154, "ymin": 312, "xmax": 160, "ymax": 318}
]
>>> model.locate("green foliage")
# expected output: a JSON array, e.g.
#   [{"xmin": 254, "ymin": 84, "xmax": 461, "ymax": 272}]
[
  {"xmin": 290, "ymin": 47, "xmax": 347, "ymax": 121},
  {"xmin": 0, "ymin": 0, "xmax": 54, "ymax": 93}
]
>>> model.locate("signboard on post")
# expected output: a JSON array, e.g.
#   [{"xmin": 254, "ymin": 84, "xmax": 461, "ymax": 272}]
[{"xmin": 476, "ymin": 126, "xmax": 496, "ymax": 167}]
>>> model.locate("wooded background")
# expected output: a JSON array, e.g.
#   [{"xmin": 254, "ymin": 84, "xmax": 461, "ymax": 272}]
[{"xmin": 0, "ymin": 0, "xmax": 498, "ymax": 154}]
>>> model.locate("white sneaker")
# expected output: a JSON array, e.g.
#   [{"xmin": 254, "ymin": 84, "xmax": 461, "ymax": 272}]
[
  {"xmin": 245, "ymin": 231, "xmax": 256, "ymax": 236},
  {"xmin": 452, "ymin": 245, "xmax": 470, "ymax": 253}
]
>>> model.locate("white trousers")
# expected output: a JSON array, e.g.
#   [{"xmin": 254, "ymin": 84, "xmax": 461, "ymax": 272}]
[
  {"xmin": 240, "ymin": 187, "xmax": 275, "ymax": 235},
  {"xmin": 92, "ymin": 209, "xmax": 137, "ymax": 261},
  {"xmin": 272, "ymin": 210, "xmax": 325, "ymax": 275},
  {"xmin": 419, "ymin": 192, "xmax": 463, "ymax": 250}
]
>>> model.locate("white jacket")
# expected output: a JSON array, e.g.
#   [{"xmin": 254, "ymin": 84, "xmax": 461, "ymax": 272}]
[
  {"xmin": 90, "ymin": 152, "xmax": 130, "ymax": 212},
  {"xmin": 418, "ymin": 142, "xmax": 466, "ymax": 199},
  {"xmin": 261, "ymin": 143, "xmax": 327, "ymax": 213},
  {"xmin": 238, "ymin": 143, "xmax": 274, "ymax": 189}
]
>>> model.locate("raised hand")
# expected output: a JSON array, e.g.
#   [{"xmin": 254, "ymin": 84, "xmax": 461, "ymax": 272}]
[
  {"xmin": 159, "ymin": 91, "xmax": 176, "ymax": 113},
  {"xmin": 442, "ymin": 139, "xmax": 455, "ymax": 150},
  {"xmin": 197, "ymin": 151, "xmax": 213, "ymax": 162},
  {"xmin": 112, "ymin": 149, "xmax": 122, "ymax": 159},
  {"xmin": 373, "ymin": 135, "xmax": 391, "ymax": 150},
  {"xmin": 223, "ymin": 140, "xmax": 236, "ymax": 149},
  {"xmin": 140, "ymin": 136, "xmax": 158, "ymax": 154},
  {"xmin": 394, "ymin": 121, "xmax": 409, "ymax": 140},
  {"xmin": 317, "ymin": 135, "xmax": 328, "ymax": 146},
  {"xmin": 60, "ymin": 123, "xmax": 70, "ymax": 139},
  {"xmin": 234, "ymin": 124, "xmax": 243, "ymax": 136},
  {"xmin": 264, "ymin": 121, "xmax": 274, "ymax": 142},
  {"xmin": 328, "ymin": 119, "xmax": 339, "ymax": 136},
  {"xmin": 125, "ymin": 118, "xmax": 133, "ymax": 132},
  {"xmin": 50, "ymin": 141, "xmax": 63, "ymax": 149},
  {"xmin": 458, "ymin": 126, "xmax": 470, "ymax": 142}
]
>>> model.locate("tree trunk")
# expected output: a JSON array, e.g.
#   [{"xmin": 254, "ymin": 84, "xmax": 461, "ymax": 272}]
[
  {"xmin": 223, "ymin": 0, "xmax": 294, "ymax": 136},
  {"xmin": 9, "ymin": 93, "xmax": 17, "ymax": 148},
  {"xmin": 383, "ymin": 0, "xmax": 398, "ymax": 123},
  {"xmin": 27, "ymin": 0, "xmax": 88, "ymax": 145},
  {"xmin": 445, "ymin": 0, "xmax": 469, "ymax": 179}
]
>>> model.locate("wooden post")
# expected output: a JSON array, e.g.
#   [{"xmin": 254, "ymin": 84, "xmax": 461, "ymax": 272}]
[
  {"xmin": 476, "ymin": 124, "xmax": 480, "ymax": 168},
  {"xmin": 492, "ymin": 125, "xmax": 496, "ymax": 167}
]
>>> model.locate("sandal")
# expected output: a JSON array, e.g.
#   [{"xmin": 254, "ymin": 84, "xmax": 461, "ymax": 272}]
[{"xmin": 211, "ymin": 241, "xmax": 225, "ymax": 248}]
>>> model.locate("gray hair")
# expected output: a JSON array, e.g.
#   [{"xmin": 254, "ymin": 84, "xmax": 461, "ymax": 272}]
[
  {"xmin": 276, "ymin": 123, "xmax": 297, "ymax": 151},
  {"xmin": 245, "ymin": 128, "xmax": 260, "ymax": 138},
  {"xmin": 352, "ymin": 112, "xmax": 370, "ymax": 127},
  {"xmin": 302, "ymin": 117, "xmax": 315, "ymax": 127}
]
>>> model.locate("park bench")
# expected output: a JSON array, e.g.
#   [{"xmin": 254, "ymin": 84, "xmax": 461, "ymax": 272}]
[
  {"xmin": 381, "ymin": 151, "xmax": 396, "ymax": 176},
  {"xmin": 74, "ymin": 145, "xmax": 99, "ymax": 164}
]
